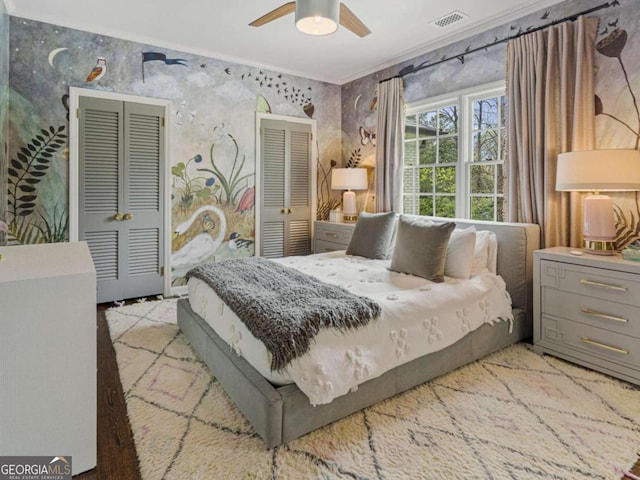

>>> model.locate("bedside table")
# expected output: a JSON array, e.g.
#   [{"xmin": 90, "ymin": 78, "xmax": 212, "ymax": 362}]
[
  {"xmin": 533, "ymin": 247, "xmax": 640, "ymax": 386},
  {"xmin": 314, "ymin": 221, "xmax": 355, "ymax": 253}
]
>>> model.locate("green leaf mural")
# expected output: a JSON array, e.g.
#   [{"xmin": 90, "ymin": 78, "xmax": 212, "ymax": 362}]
[{"xmin": 7, "ymin": 125, "xmax": 67, "ymax": 244}]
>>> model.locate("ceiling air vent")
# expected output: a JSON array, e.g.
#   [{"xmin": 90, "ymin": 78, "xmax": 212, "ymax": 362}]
[{"xmin": 431, "ymin": 11, "xmax": 467, "ymax": 28}]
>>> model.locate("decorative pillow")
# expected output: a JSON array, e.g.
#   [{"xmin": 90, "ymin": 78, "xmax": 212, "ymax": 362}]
[
  {"xmin": 471, "ymin": 230, "xmax": 498, "ymax": 276},
  {"xmin": 346, "ymin": 211, "xmax": 397, "ymax": 259},
  {"xmin": 390, "ymin": 216, "xmax": 455, "ymax": 282},
  {"xmin": 444, "ymin": 226, "xmax": 477, "ymax": 279}
]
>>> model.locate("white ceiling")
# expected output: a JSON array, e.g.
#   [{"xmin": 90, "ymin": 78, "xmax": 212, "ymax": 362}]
[{"xmin": 6, "ymin": 0, "xmax": 565, "ymax": 85}]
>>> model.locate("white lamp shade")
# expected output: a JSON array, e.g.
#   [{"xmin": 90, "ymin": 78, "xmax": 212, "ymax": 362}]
[
  {"xmin": 556, "ymin": 149, "xmax": 640, "ymax": 191},
  {"xmin": 295, "ymin": 0, "xmax": 339, "ymax": 35},
  {"xmin": 331, "ymin": 168, "xmax": 368, "ymax": 191}
]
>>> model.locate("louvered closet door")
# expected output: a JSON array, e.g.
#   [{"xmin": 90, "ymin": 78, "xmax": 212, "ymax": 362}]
[
  {"xmin": 122, "ymin": 102, "xmax": 165, "ymax": 299},
  {"xmin": 260, "ymin": 118, "xmax": 312, "ymax": 258},
  {"xmin": 287, "ymin": 128, "xmax": 312, "ymax": 255},
  {"xmin": 78, "ymin": 97, "xmax": 165, "ymax": 303}
]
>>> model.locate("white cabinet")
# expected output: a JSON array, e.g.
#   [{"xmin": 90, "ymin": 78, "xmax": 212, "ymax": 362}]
[
  {"xmin": 314, "ymin": 221, "xmax": 355, "ymax": 253},
  {"xmin": 0, "ymin": 242, "xmax": 97, "ymax": 475},
  {"xmin": 534, "ymin": 247, "xmax": 640, "ymax": 386}
]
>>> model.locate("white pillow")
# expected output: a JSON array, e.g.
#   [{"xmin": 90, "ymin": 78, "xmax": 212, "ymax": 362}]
[
  {"xmin": 444, "ymin": 226, "xmax": 476, "ymax": 279},
  {"xmin": 471, "ymin": 230, "xmax": 498, "ymax": 276}
]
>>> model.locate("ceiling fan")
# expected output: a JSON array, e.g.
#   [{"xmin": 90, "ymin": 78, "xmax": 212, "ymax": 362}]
[{"xmin": 249, "ymin": 0, "xmax": 371, "ymax": 37}]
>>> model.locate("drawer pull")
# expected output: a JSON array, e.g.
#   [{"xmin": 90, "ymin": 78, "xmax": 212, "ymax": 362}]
[
  {"xmin": 580, "ymin": 337, "xmax": 629, "ymax": 355},
  {"xmin": 580, "ymin": 279, "xmax": 628, "ymax": 292},
  {"xmin": 580, "ymin": 308, "xmax": 628, "ymax": 323},
  {"xmin": 324, "ymin": 232, "xmax": 338, "ymax": 238}
]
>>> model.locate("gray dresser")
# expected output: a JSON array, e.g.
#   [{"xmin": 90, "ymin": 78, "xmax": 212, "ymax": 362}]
[
  {"xmin": 314, "ymin": 221, "xmax": 355, "ymax": 253},
  {"xmin": 534, "ymin": 247, "xmax": 640, "ymax": 385}
]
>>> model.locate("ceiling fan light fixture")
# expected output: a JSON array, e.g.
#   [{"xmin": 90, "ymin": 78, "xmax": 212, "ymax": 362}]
[{"xmin": 295, "ymin": 0, "xmax": 339, "ymax": 35}]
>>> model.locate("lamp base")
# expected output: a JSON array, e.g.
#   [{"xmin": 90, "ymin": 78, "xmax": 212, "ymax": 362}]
[
  {"xmin": 583, "ymin": 193, "xmax": 616, "ymax": 256},
  {"xmin": 343, "ymin": 214, "xmax": 358, "ymax": 223},
  {"xmin": 584, "ymin": 239, "xmax": 616, "ymax": 255}
]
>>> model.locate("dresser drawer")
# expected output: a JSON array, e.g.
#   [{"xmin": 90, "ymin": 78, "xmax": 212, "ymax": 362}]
[
  {"xmin": 314, "ymin": 239, "xmax": 345, "ymax": 253},
  {"xmin": 542, "ymin": 288, "xmax": 640, "ymax": 338},
  {"xmin": 539, "ymin": 259, "xmax": 640, "ymax": 305},
  {"xmin": 539, "ymin": 315, "xmax": 640, "ymax": 372},
  {"xmin": 314, "ymin": 223, "xmax": 353, "ymax": 248}
]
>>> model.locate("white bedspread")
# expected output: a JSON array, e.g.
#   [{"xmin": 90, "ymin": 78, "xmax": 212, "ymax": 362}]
[{"xmin": 187, "ymin": 251, "xmax": 513, "ymax": 405}]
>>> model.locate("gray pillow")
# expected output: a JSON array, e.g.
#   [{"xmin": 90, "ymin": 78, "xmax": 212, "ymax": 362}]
[
  {"xmin": 346, "ymin": 211, "xmax": 397, "ymax": 259},
  {"xmin": 390, "ymin": 216, "xmax": 455, "ymax": 282}
]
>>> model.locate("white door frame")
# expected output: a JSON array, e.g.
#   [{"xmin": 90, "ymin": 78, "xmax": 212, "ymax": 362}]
[
  {"xmin": 255, "ymin": 112, "xmax": 317, "ymax": 256},
  {"xmin": 69, "ymin": 87, "xmax": 172, "ymax": 297}
]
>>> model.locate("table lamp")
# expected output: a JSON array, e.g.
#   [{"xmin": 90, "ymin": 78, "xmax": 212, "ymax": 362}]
[
  {"xmin": 331, "ymin": 168, "xmax": 368, "ymax": 222},
  {"xmin": 556, "ymin": 149, "xmax": 640, "ymax": 255}
]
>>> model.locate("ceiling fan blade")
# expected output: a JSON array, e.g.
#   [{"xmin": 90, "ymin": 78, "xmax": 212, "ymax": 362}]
[
  {"xmin": 249, "ymin": 2, "xmax": 296, "ymax": 27},
  {"xmin": 339, "ymin": 3, "xmax": 371, "ymax": 37}
]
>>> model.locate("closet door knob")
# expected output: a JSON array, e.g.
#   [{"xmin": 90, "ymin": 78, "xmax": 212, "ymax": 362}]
[
  {"xmin": 288, "ymin": 208, "xmax": 293, "ymax": 214},
  {"xmin": 113, "ymin": 213, "xmax": 123, "ymax": 221},
  {"xmin": 281, "ymin": 208, "xmax": 286, "ymax": 214},
  {"xmin": 123, "ymin": 213, "xmax": 133, "ymax": 221}
]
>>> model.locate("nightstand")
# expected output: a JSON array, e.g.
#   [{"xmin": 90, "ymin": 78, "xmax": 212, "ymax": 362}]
[
  {"xmin": 314, "ymin": 221, "xmax": 355, "ymax": 253},
  {"xmin": 533, "ymin": 247, "xmax": 640, "ymax": 386}
]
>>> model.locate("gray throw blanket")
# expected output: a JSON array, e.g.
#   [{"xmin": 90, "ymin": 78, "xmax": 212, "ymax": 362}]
[{"xmin": 186, "ymin": 257, "xmax": 381, "ymax": 371}]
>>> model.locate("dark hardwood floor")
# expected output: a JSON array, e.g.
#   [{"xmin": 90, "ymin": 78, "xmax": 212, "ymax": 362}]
[
  {"xmin": 74, "ymin": 303, "xmax": 141, "ymax": 480},
  {"xmin": 75, "ymin": 302, "xmax": 640, "ymax": 480}
]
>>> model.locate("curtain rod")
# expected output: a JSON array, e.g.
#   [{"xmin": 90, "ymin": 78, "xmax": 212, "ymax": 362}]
[{"xmin": 379, "ymin": 1, "xmax": 615, "ymax": 84}]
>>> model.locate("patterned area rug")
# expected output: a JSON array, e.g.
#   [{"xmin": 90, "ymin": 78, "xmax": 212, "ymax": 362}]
[{"xmin": 107, "ymin": 299, "xmax": 640, "ymax": 479}]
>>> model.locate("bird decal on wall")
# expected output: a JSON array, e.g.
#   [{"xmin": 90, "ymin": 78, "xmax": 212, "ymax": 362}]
[
  {"xmin": 229, "ymin": 232, "xmax": 254, "ymax": 250},
  {"xmin": 172, "ymin": 205, "xmax": 228, "ymax": 271},
  {"xmin": 85, "ymin": 57, "xmax": 107, "ymax": 83}
]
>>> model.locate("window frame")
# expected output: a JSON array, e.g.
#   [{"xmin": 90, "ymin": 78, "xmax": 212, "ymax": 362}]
[{"xmin": 404, "ymin": 80, "xmax": 506, "ymax": 220}]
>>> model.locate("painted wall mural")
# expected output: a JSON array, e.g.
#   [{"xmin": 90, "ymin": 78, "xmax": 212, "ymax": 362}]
[
  {"xmin": 6, "ymin": 17, "xmax": 341, "ymax": 286},
  {"xmin": 342, "ymin": 0, "xmax": 640, "ymax": 248},
  {"xmin": 0, "ymin": 0, "xmax": 9, "ymax": 243}
]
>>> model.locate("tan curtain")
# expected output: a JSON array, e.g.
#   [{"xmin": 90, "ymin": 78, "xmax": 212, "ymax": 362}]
[
  {"xmin": 375, "ymin": 77, "xmax": 405, "ymax": 212},
  {"xmin": 506, "ymin": 15, "xmax": 598, "ymax": 248}
]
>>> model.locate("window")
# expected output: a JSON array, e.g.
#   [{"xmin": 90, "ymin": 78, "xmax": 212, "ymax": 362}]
[{"xmin": 403, "ymin": 82, "xmax": 506, "ymax": 221}]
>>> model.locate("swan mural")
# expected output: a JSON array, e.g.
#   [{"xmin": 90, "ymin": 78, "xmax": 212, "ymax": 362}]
[{"xmin": 171, "ymin": 205, "xmax": 227, "ymax": 271}]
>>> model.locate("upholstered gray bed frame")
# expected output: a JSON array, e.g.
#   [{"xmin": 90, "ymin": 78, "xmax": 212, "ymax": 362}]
[{"xmin": 177, "ymin": 217, "xmax": 540, "ymax": 448}]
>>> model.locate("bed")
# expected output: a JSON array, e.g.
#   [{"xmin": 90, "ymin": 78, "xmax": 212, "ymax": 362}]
[{"xmin": 177, "ymin": 216, "xmax": 540, "ymax": 448}]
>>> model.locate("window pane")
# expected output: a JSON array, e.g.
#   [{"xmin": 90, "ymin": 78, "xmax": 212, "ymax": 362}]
[
  {"xmin": 418, "ymin": 111, "xmax": 438, "ymax": 134},
  {"xmin": 473, "ymin": 97, "xmax": 499, "ymax": 129},
  {"xmin": 438, "ymin": 137, "xmax": 458, "ymax": 164},
  {"xmin": 470, "ymin": 164, "xmax": 495, "ymax": 194},
  {"xmin": 403, "ymin": 167, "xmax": 418, "ymax": 195},
  {"xmin": 471, "ymin": 197, "xmax": 494, "ymax": 221},
  {"xmin": 472, "ymin": 131, "xmax": 498, "ymax": 162},
  {"xmin": 435, "ymin": 166, "xmax": 456, "ymax": 193},
  {"xmin": 403, "ymin": 194, "xmax": 418, "ymax": 214},
  {"xmin": 496, "ymin": 163, "xmax": 504, "ymax": 194},
  {"xmin": 500, "ymin": 96, "xmax": 507, "ymax": 128},
  {"xmin": 497, "ymin": 196, "xmax": 505, "ymax": 222},
  {"xmin": 404, "ymin": 140, "xmax": 417, "ymax": 166},
  {"xmin": 439, "ymin": 106, "xmax": 458, "ymax": 134},
  {"xmin": 419, "ymin": 196, "xmax": 434, "ymax": 216},
  {"xmin": 419, "ymin": 138, "xmax": 436, "ymax": 165},
  {"xmin": 405, "ymin": 115, "xmax": 417, "ymax": 139},
  {"xmin": 419, "ymin": 167, "xmax": 433, "ymax": 193},
  {"xmin": 435, "ymin": 196, "xmax": 455, "ymax": 218},
  {"xmin": 500, "ymin": 131, "xmax": 506, "ymax": 160}
]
